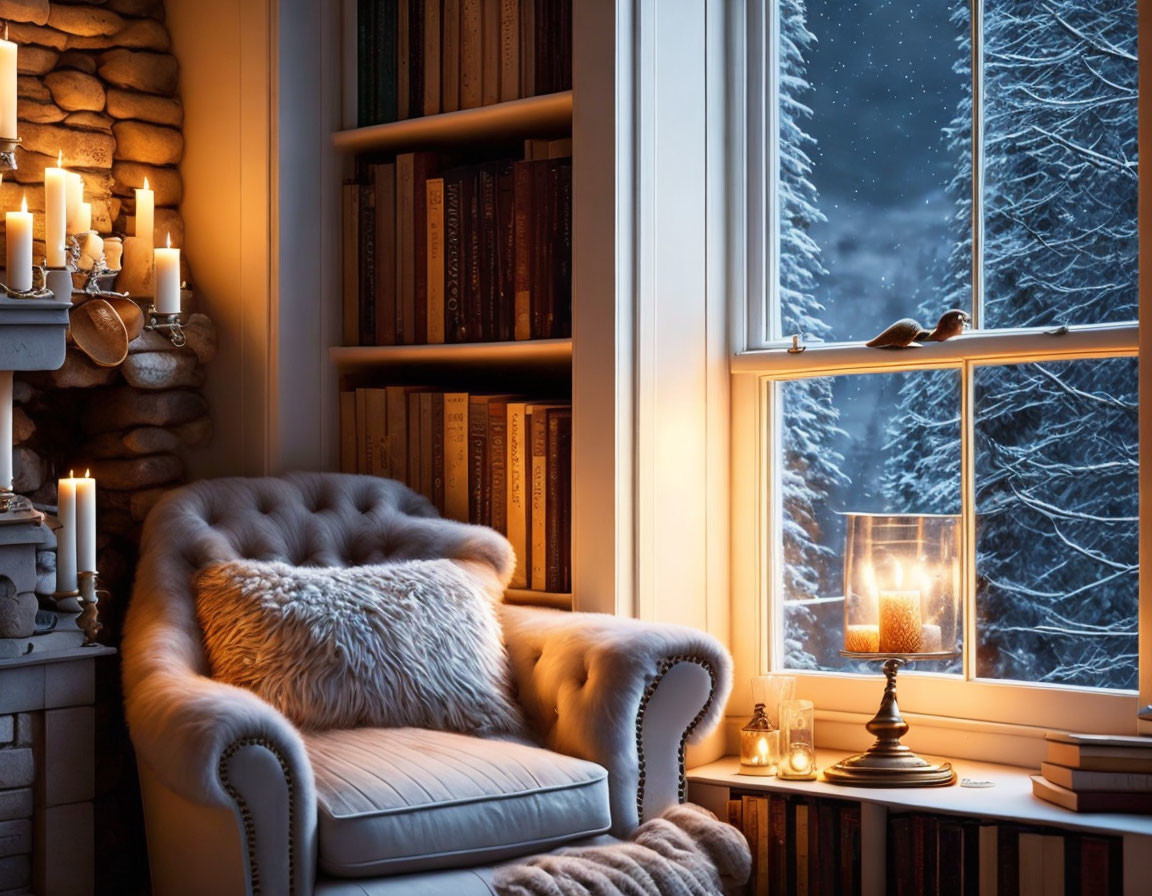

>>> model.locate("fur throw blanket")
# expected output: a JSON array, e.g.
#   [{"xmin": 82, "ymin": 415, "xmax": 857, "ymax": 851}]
[{"xmin": 492, "ymin": 804, "xmax": 750, "ymax": 896}]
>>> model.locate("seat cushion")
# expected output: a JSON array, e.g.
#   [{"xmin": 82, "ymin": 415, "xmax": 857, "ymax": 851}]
[{"xmin": 305, "ymin": 727, "xmax": 612, "ymax": 877}]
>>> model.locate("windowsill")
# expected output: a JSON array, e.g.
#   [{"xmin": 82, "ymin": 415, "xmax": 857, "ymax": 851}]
[{"xmin": 687, "ymin": 751, "xmax": 1152, "ymax": 839}]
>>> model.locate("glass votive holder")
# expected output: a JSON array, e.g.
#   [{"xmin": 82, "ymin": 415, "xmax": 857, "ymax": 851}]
[
  {"xmin": 751, "ymin": 674, "xmax": 796, "ymax": 730},
  {"xmin": 738, "ymin": 703, "xmax": 780, "ymax": 776},
  {"xmin": 777, "ymin": 698, "xmax": 817, "ymax": 780}
]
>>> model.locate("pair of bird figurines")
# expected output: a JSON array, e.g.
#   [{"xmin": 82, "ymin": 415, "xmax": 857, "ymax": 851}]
[{"xmin": 866, "ymin": 309, "xmax": 970, "ymax": 348}]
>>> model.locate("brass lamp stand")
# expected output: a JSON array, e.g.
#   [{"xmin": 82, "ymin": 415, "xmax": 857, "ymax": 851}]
[{"xmin": 824, "ymin": 654, "xmax": 956, "ymax": 787}]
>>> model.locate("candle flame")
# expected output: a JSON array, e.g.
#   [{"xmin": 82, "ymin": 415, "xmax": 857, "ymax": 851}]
[
  {"xmin": 69, "ymin": 469, "xmax": 74, "ymax": 478},
  {"xmin": 19, "ymin": 194, "xmax": 26, "ymax": 214},
  {"xmin": 57, "ymin": 150, "xmax": 62, "ymax": 167},
  {"xmin": 3, "ymin": 23, "xmax": 8, "ymax": 42},
  {"xmin": 84, "ymin": 469, "xmax": 90, "ymax": 478},
  {"xmin": 143, "ymin": 176, "xmax": 150, "ymax": 190},
  {"xmin": 166, "ymin": 232, "xmax": 171, "ymax": 249}
]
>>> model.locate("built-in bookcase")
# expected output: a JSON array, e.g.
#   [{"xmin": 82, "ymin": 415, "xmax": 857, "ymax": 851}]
[{"xmin": 333, "ymin": 1, "xmax": 603, "ymax": 606}]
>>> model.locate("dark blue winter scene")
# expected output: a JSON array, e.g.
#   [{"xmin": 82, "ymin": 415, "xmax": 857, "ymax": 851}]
[{"xmin": 778, "ymin": 0, "xmax": 1139, "ymax": 690}]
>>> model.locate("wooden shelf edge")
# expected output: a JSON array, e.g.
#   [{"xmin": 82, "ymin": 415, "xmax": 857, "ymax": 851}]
[
  {"xmin": 329, "ymin": 338, "xmax": 573, "ymax": 367},
  {"xmin": 504, "ymin": 588, "xmax": 572, "ymax": 611},
  {"xmin": 333, "ymin": 91, "xmax": 574, "ymax": 154}
]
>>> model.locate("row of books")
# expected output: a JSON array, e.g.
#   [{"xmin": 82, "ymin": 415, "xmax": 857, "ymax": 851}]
[
  {"xmin": 728, "ymin": 792, "xmax": 860, "ymax": 896},
  {"xmin": 356, "ymin": 0, "xmax": 573, "ymax": 126},
  {"xmin": 888, "ymin": 811, "xmax": 1122, "ymax": 896},
  {"xmin": 1031, "ymin": 730, "xmax": 1152, "ymax": 814},
  {"xmin": 340, "ymin": 387, "xmax": 571, "ymax": 593},
  {"xmin": 342, "ymin": 148, "xmax": 572, "ymax": 347}
]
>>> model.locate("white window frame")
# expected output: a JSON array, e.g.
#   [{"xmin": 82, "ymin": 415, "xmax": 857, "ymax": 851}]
[{"xmin": 728, "ymin": 0, "xmax": 1148, "ymax": 748}]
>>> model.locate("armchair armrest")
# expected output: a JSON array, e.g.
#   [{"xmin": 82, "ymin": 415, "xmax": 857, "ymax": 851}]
[
  {"xmin": 123, "ymin": 559, "xmax": 317, "ymax": 895},
  {"xmin": 499, "ymin": 605, "xmax": 732, "ymax": 836}
]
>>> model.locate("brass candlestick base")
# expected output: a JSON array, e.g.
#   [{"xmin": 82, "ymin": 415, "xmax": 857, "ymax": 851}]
[
  {"xmin": 76, "ymin": 571, "xmax": 104, "ymax": 646},
  {"xmin": 824, "ymin": 657, "xmax": 956, "ymax": 788},
  {"xmin": 144, "ymin": 306, "xmax": 186, "ymax": 346}
]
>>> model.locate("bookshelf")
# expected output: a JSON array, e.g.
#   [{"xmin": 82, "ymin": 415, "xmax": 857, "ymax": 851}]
[
  {"xmin": 687, "ymin": 752, "xmax": 1152, "ymax": 896},
  {"xmin": 332, "ymin": 2, "xmax": 605, "ymax": 607}
]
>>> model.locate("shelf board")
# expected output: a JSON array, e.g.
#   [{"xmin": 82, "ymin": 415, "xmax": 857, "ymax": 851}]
[
  {"xmin": 329, "ymin": 338, "xmax": 572, "ymax": 369},
  {"xmin": 333, "ymin": 91, "xmax": 573, "ymax": 154},
  {"xmin": 688, "ymin": 752, "xmax": 1152, "ymax": 839},
  {"xmin": 504, "ymin": 588, "xmax": 572, "ymax": 611}
]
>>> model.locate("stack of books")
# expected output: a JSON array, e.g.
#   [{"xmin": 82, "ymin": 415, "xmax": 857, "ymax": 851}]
[
  {"xmin": 356, "ymin": 0, "xmax": 573, "ymax": 126},
  {"xmin": 343, "ymin": 147, "xmax": 572, "ymax": 347},
  {"xmin": 1031, "ymin": 731, "xmax": 1152, "ymax": 813},
  {"xmin": 341, "ymin": 388, "xmax": 571, "ymax": 593}
]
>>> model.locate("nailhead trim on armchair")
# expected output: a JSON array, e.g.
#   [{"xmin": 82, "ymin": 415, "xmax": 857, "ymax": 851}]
[
  {"xmin": 219, "ymin": 737, "xmax": 298, "ymax": 896},
  {"xmin": 633, "ymin": 655, "xmax": 720, "ymax": 821}
]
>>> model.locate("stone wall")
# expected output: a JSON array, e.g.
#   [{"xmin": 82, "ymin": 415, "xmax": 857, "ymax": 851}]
[{"xmin": 0, "ymin": 3, "xmax": 202, "ymax": 891}]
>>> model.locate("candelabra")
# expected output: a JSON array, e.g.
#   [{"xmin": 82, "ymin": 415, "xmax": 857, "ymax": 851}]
[
  {"xmin": 144, "ymin": 305, "xmax": 186, "ymax": 347},
  {"xmin": 0, "ymin": 135, "xmax": 19, "ymax": 173}
]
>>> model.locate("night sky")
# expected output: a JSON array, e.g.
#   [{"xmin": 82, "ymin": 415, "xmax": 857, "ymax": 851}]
[{"xmin": 804, "ymin": 0, "xmax": 967, "ymax": 209}]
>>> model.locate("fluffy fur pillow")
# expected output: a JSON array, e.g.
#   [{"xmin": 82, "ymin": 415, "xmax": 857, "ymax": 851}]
[{"xmin": 195, "ymin": 559, "xmax": 527, "ymax": 735}]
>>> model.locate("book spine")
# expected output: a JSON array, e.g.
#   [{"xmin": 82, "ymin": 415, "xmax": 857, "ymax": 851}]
[
  {"xmin": 519, "ymin": 0, "xmax": 534, "ymax": 97},
  {"xmin": 431, "ymin": 392, "xmax": 445, "ymax": 513},
  {"xmin": 531, "ymin": 160, "xmax": 549, "ymax": 338},
  {"xmin": 740, "ymin": 795, "xmax": 759, "ymax": 890},
  {"xmin": 342, "ymin": 183, "xmax": 360, "ymax": 345},
  {"xmin": 377, "ymin": 1, "xmax": 399, "ymax": 123},
  {"xmin": 374, "ymin": 162, "xmax": 398, "ymax": 345},
  {"xmin": 460, "ymin": 0, "xmax": 482, "ymax": 109},
  {"xmin": 423, "ymin": 0, "xmax": 440, "ymax": 115},
  {"xmin": 443, "ymin": 392, "xmax": 470, "ymax": 521},
  {"xmin": 769, "ymin": 795, "xmax": 787, "ymax": 896},
  {"xmin": 356, "ymin": 0, "xmax": 375, "ymax": 126},
  {"xmin": 506, "ymin": 401, "xmax": 529, "ymax": 587},
  {"xmin": 385, "ymin": 385, "xmax": 409, "ymax": 484},
  {"xmin": 444, "ymin": 171, "xmax": 465, "ymax": 342},
  {"xmin": 396, "ymin": 153, "xmax": 416, "ymax": 344},
  {"xmin": 512, "ymin": 160, "xmax": 533, "ymax": 340},
  {"xmin": 465, "ymin": 167, "xmax": 483, "ymax": 341},
  {"xmin": 426, "ymin": 177, "xmax": 446, "ymax": 343},
  {"xmin": 397, "ymin": 0, "xmax": 410, "ymax": 120},
  {"xmin": 997, "ymin": 826, "xmax": 1020, "ymax": 896},
  {"xmin": 339, "ymin": 391, "xmax": 357, "ymax": 473},
  {"xmin": 413, "ymin": 153, "xmax": 436, "ymax": 344},
  {"xmin": 468, "ymin": 396, "xmax": 488, "ymax": 524},
  {"xmin": 554, "ymin": 161, "xmax": 572, "ymax": 337},
  {"xmin": 408, "ymin": 391, "xmax": 423, "ymax": 494},
  {"xmin": 839, "ymin": 803, "xmax": 860, "ymax": 896},
  {"xmin": 442, "ymin": 0, "xmax": 461, "ymax": 112},
  {"xmin": 499, "ymin": 0, "xmax": 519, "ymax": 102},
  {"xmin": 410, "ymin": 0, "xmax": 425, "ymax": 119},
  {"xmin": 888, "ymin": 815, "xmax": 914, "ymax": 896},
  {"xmin": 419, "ymin": 391, "xmax": 434, "ymax": 499},
  {"xmin": 365, "ymin": 389, "xmax": 390, "ymax": 476},
  {"xmin": 479, "ymin": 164, "xmax": 499, "ymax": 341},
  {"xmin": 496, "ymin": 160, "xmax": 516, "ymax": 341},
  {"xmin": 557, "ymin": 407, "xmax": 570, "ymax": 591},
  {"xmin": 534, "ymin": 0, "xmax": 549, "ymax": 94},
  {"xmin": 488, "ymin": 398, "xmax": 508, "ymax": 535},
  {"xmin": 355, "ymin": 388, "xmax": 369, "ymax": 473},
  {"xmin": 481, "ymin": 0, "xmax": 500, "ymax": 106},
  {"xmin": 358, "ymin": 182, "xmax": 376, "ymax": 345},
  {"xmin": 940, "ymin": 820, "xmax": 964, "ymax": 896},
  {"xmin": 529, "ymin": 406, "xmax": 548, "ymax": 590},
  {"xmin": 545, "ymin": 409, "xmax": 562, "ymax": 591},
  {"xmin": 794, "ymin": 801, "xmax": 809, "ymax": 896}
]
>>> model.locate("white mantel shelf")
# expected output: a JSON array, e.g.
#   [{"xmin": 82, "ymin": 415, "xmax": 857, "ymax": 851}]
[{"xmin": 687, "ymin": 750, "xmax": 1152, "ymax": 839}]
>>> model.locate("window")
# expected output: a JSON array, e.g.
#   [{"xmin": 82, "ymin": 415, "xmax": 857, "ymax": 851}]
[{"xmin": 734, "ymin": 0, "xmax": 1141, "ymax": 733}]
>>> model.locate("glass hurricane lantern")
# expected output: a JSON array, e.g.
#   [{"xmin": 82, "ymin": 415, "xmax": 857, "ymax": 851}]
[{"xmin": 824, "ymin": 513, "xmax": 961, "ymax": 787}]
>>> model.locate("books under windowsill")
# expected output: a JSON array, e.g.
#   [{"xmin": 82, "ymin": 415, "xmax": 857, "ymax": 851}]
[{"xmin": 1033, "ymin": 730, "xmax": 1152, "ymax": 814}]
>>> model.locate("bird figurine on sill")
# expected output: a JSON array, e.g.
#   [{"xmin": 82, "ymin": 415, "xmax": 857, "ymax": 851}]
[{"xmin": 866, "ymin": 309, "xmax": 971, "ymax": 348}]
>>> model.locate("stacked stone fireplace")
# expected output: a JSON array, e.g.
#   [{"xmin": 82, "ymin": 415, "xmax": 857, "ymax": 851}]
[{"xmin": 0, "ymin": 0, "xmax": 211, "ymax": 644}]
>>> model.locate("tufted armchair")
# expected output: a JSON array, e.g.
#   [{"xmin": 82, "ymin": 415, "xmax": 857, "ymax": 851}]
[{"xmin": 122, "ymin": 474, "xmax": 732, "ymax": 895}]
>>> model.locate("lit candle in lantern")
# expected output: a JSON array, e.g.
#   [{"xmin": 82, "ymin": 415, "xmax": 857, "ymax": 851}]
[
  {"xmin": 0, "ymin": 28, "xmax": 16, "ymax": 139},
  {"xmin": 76, "ymin": 470, "xmax": 96, "ymax": 573},
  {"xmin": 57, "ymin": 472, "xmax": 77, "ymax": 594},
  {"xmin": 0, "ymin": 371, "xmax": 11, "ymax": 491},
  {"xmin": 45, "ymin": 152, "xmax": 68, "ymax": 268},
  {"xmin": 878, "ymin": 590, "xmax": 922, "ymax": 654},
  {"xmin": 135, "ymin": 177, "xmax": 154, "ymax": 245},
  {"xmin": 5, "ymin": 194, "xmax": 33, "ymax": 292},
  {"xmin": 845, "ymin": 624, "xmax": 880, "ymax": 653},
  {"xmin": 786, "ymin": 744, "xmax": 814, "ymax": 776},
  {"xmin": 66, "ymin": 172, "xmax": 84, "ymax": 235},
  {"xmin": 154, "ymin": 233, "xmax": 180, "ymax": 313}
]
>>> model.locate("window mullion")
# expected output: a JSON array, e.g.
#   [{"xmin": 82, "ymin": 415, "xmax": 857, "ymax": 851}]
[
  {"xmin": 971, "ymin": 0, "xmax": 985, "ymax": 329},
  {"xmin": 961, "ymin": 359, "xmax": 979, "ymax": 682}
]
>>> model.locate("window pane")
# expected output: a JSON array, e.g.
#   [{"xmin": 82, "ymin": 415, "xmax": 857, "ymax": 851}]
[
  {"xmin": 780, "ymin": 371, "xmax": 961, "ymax": 673},
  {"xmin": 777, "ymin": 0, "xmax": 969, "ymax": 343},
  {"xmin": 982, "ymin": 1, "xmax": 1138, "ymax": 328},
  {"xmin": 974, "ymin": 359, "xmax": 1138, "ymax": 690}
]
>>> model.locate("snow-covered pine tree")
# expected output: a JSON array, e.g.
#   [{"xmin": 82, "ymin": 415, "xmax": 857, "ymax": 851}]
[
  {"xmin": 884, "ymin": 0, "xmax": 1139, "ymax": 688},
  {"xmin": 777, "ymin": 0, "xmax": 848, "ymax": 669}
]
